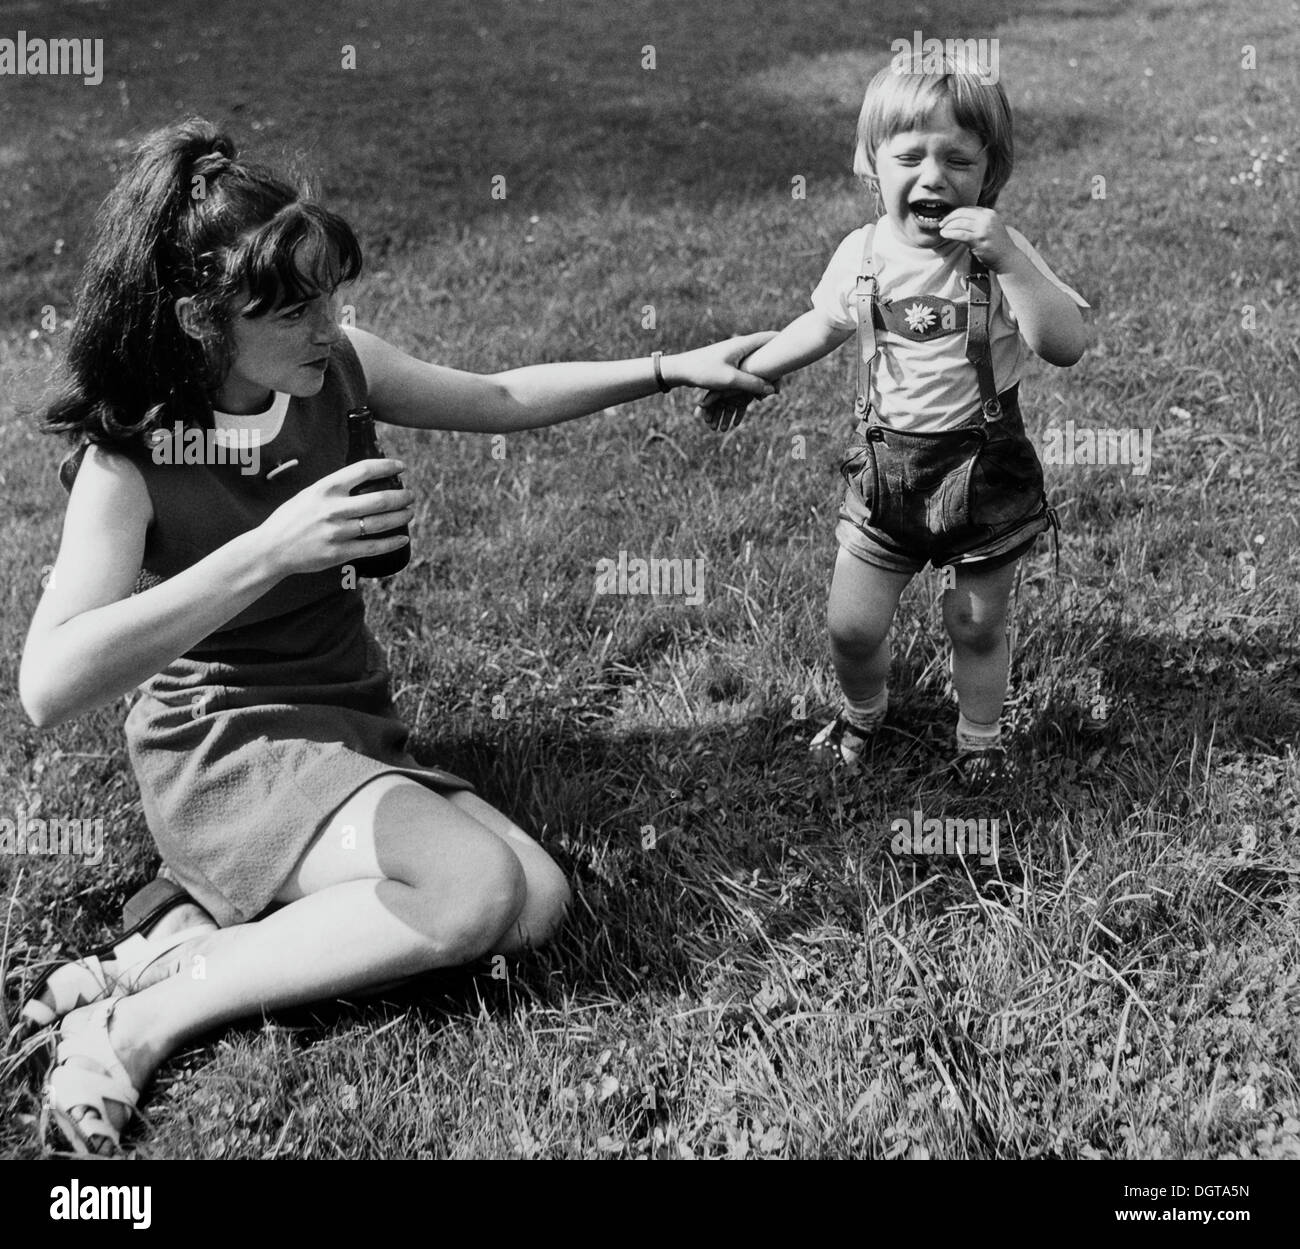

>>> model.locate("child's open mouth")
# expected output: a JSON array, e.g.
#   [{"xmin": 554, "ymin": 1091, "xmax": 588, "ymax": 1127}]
[{"xmin": 909, "ymin": 199, "xmax": 951, "ymax": 226}]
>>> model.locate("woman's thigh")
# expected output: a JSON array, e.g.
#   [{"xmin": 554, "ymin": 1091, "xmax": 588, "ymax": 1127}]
[{"xmin": 274, "ymin": 774, "xmax": 522, "ymax": 904}]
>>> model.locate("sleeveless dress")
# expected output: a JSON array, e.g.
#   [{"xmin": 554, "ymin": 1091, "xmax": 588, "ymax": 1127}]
[{"xmin": 58, "ymin": 337, "xmax": 472, "ymax": 926}]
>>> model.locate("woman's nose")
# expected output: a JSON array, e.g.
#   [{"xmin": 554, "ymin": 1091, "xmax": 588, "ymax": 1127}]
[{"xmin": 313, "ymin": 300, "xmax": 344, "ymax": 344}]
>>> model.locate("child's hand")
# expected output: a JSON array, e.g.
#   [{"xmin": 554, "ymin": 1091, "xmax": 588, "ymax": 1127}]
[
  {"xmin": 938, "ymin": 207, "xmax": 1018, "ymax": 272},
  {"xmin": 695, "ymin": 379, "xmax": 781, "ymax": 433}
]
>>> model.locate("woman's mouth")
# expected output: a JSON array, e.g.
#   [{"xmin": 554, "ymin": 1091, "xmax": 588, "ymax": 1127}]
[{"xmin": 303, "ymin": 356, "xmax": 330, "ymax": 370}]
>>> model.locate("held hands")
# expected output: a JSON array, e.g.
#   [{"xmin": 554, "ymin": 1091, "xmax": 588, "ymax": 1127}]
[
  {"xmin": 255, "ymin": 459, "xmax": 414, "ymax": 578},
  {"xmin": 695, "ymin": 375, "xmax": 781, "ymax": 433},
  {"xmin": 674, "ymin": 332, "xmax": 782, "ymax": 434},
  {"xmin": 937, "ymin": 207, "xmax": 1019, "ymax": 272},
  {"xmin": 660, "ymin": 331, "xmax": 779, "ymax": 396}
]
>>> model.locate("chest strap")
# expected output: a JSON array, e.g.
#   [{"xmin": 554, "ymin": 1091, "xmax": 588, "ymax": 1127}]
[{"xmin": 852, "ymin": 226, "xmax": 1002, "ymax": 423}]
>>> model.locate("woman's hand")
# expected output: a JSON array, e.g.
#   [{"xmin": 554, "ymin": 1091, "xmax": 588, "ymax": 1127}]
[
  {"xmin": 660, "ymin": 332, "xmax": 780, "ymax": 394},
  {"xmin": 254, "ymin": 459, "xmax": 414, "ymax": 578}
]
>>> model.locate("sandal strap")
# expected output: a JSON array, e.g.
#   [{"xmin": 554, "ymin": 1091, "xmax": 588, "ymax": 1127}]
[
  {"xmin": 48, "ymin": 1061, "xmax": 140, "ymax": 1114},
  {"xmin": 46, "ymin": 1001, "xmax": 140, "ymax": 1152},
  {"xmin": 114, "ymin": 923, "xmax": 212, "ymax": 991},
  {"xmin": 20, "ymin": 955, "xmax": 113, "ymax": 1028}
]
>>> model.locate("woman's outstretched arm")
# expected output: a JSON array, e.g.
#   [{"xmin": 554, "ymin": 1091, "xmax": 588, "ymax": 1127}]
[{"xmin": 344, "ymin": 326, "xmax": 777, "ymax": 433}]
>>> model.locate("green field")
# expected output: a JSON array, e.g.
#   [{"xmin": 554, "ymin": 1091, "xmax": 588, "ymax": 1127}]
[{"xmin": 2, "ymin": 0, "xmax": 1299, "ymax": 1159}]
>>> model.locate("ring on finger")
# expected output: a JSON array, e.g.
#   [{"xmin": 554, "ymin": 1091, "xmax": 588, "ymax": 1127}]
[{"xmin": 358, "ymin": 517, "xmax": 366, "ymax": 538}]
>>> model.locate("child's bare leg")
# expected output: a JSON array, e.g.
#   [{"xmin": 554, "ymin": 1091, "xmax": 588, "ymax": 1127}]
[
  {"xmin": 56, "ymin": 776, "xmax": 569, "ymax": 1137},
  {"xmin": 826, "ymin": 546, "xmax": 913, "ymax": 702},
  {"xmin": 943, "ymin": 558, "xmax": 1019, "ymax": 729}
]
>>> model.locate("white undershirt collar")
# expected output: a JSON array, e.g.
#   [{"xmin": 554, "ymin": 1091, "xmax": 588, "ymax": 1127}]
[{"xmin": 211, "ymin": 390, "xmax": 290, "ymax": 447}]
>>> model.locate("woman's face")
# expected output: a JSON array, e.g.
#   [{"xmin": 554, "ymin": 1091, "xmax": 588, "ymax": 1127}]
[{"xmin": 213, "ymin": 287, "xmax": 345, "ymax": 414}]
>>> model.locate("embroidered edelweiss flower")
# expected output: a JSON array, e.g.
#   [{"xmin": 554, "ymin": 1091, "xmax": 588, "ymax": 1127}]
[{"xmin": 903, "ymin": 302, "xmax": 937, "ymax": 333}]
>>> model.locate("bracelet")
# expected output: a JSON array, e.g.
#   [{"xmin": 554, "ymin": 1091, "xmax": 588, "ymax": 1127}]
[{"xmin": 651, "ymin": 350, "xmax": 673, "ymax": 393}]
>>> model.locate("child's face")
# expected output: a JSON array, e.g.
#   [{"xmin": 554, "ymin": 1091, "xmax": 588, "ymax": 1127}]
[
  {"xmin": 873, "ymin": 99, "xmax": 988, "ymax": 248},
  {"xmin": 215, "ymin": 287, "xmax": 344, "ymax": 414}
]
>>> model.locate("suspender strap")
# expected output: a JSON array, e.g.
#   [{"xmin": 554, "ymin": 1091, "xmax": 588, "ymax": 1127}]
[
  {"xmin": 854, "ymin": 231, "xmax": 1002, "ymax": 424},
  {"xmin": 852, "ymin": 226, "xmax": 878, "ymax": 418},
  {"xmin": 964, "ymin": 254, "xmax": 1002, "ymax": 422}
]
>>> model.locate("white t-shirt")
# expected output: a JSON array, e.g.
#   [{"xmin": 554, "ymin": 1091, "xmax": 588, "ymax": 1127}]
[{"xmin": 811, "ymin": 215, "xmax": 1088, "ymax": 432}]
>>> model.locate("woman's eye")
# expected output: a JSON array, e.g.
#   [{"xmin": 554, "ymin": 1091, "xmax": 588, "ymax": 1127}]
[{"xmin": 281, "ymin": 306, "xmax": 308, "ymax": 321}]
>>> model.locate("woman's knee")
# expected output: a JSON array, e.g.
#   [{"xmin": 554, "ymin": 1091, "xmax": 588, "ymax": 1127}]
[
  {"xmin": 519, "ymin": 854, "xmax": 571, "ymax": 948},
  {"xmin": 420, "ymin": 835, "xmax": 528, "ymax": 965}
]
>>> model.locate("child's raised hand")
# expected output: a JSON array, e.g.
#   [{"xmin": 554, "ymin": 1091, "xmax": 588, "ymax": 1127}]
[
  {"xmin": 255, "ymin": 459, "xmax": 414, "ymax": 578},
  {"xmin": 938, "ymin": 207, "xmax": 1017, "ymax": 272}
]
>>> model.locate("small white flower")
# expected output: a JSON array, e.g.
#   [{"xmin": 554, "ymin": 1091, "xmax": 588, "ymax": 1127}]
[{"xmin": 903, "ymin": 302, "xmax": 937, "ymax": 333}]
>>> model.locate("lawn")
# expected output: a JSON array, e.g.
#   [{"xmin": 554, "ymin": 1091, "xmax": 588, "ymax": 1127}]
[{"xmin": 1, "ymin": 0, "xmax": 1298, "ymax": 1160}]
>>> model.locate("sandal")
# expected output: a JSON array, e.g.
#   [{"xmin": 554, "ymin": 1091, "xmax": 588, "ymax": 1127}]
[
  {"xmin": 809, "ymin": 711, "xmax": 878, "ymax": 769},
  {"xmin": 21, "ymin": 914, "xmax": 212, "ymax": 1029},
  {"xmin": 951, "ymin": 745, "xmax": 1012, "ymax": 791},
  {"xmin": 41, "ymin": 1000, "xmax": 140, "ymax": 1156},
  {"xmin": 121, "ymin": 875, "xmax": 196, "ymax": 931}
]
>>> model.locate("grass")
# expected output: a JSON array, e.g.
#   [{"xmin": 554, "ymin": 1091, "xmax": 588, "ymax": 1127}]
[{"xmin": 2, "ymin": 0, "xmax": 1299, "ymax": 1159}]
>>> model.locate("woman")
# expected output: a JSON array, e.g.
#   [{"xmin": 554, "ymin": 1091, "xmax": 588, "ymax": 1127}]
[{"xmin": 18, "ymin": 116, "xmax": 775, "ymax": 1154}]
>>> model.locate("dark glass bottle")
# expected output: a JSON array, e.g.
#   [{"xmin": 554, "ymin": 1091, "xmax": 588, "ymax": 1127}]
[{"xmin": 344, "ymin": 407, "xmax": 410, "ymax": 578}]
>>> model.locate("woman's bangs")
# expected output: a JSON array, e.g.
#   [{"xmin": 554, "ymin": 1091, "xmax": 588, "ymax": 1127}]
[{"xmin": 235, "ymin": 204, "xmax": 362, "ymax": 316}]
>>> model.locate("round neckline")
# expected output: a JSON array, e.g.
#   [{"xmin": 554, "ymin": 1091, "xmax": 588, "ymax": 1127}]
[{"xmin": 211, "ymin": 390, "xmax": 290, "ymax": 447}]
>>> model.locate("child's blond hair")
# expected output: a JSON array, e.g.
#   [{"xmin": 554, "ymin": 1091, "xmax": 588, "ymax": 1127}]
[{"xmin": 853, "ymin": 60, "xmax": 1014, "ymax": 212}]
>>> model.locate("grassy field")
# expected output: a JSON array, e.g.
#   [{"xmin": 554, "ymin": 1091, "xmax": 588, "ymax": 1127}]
[{"xmin": 2, "ymin": 0, "xmax": 1299, "ymax": 1160}]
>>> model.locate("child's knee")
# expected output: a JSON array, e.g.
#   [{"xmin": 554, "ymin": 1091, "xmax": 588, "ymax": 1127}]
[
  {"xmin": 827, "ymin": 603, "xmax": 888, "ymax": 657},
  {"xmin": 944, "ymin": 601, "xmax": 1005, "ymax": 653}
]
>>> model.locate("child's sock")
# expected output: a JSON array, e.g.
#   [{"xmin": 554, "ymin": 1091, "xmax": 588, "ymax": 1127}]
[
  {"xmin": 956, "ymin": 711, "xmax": 1002, "ymax": 752},
  {"xmin": 844, "ymin": 687, "xmax": 888, "ymax": 732}
]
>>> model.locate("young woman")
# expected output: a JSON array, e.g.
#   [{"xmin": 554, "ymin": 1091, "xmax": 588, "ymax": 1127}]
[{"xmin": 19, "ymin": 117, "xmax": 775, "ymax": 1154}]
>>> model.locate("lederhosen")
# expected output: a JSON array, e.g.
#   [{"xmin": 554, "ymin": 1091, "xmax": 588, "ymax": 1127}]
[{"xmin": 838, "ymin": 226, "xmax": 1055, "ymax": 567}]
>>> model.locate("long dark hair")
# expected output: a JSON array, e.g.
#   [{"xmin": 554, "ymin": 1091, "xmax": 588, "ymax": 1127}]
[{"xmin": 42, "ymin": 117, "xmax": 362, "ymax": 454}]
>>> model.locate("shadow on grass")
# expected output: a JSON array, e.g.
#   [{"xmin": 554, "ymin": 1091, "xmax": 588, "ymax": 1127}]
[{"xmin": 1, "ymin": 0, "xmax": 1130, "ymax": 319}]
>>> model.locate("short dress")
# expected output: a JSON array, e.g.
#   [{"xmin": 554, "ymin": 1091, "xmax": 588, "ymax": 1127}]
[{"xmin": 58, "ymin": 336, "xmax": 472, "ymax": 927}]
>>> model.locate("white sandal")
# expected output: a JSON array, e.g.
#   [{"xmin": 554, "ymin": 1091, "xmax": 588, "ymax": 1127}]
[
  {"xmin": 21, "ymin": 924, "xmax": 212, "ymax": 1029},
  {"xmin": 41, "ymin": 1000, "xmax": 140, "ymax": 1156}
]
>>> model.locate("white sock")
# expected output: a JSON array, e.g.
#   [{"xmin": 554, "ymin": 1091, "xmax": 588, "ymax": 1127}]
[
  {"xmin": 956, "ymin": 711, "xmax": 1001, "ymax": 752},
  {"xmin": 844, "ymin": 687, "xmax": 888, "ymax": 731}
]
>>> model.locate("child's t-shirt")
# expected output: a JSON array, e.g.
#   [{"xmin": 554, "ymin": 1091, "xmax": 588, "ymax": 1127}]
[{"xmin": 811, "ymin": 214, "xmax": 1088, "ymax": 433}]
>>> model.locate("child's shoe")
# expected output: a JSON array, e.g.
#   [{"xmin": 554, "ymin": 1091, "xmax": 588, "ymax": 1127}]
[
  {"xmin": 951, "ymin": 744, "xmax": 1011, "ymax": 790},
  {"xmin": 809, "ymin": 712, "xmax": 877, "ymax": 769}
]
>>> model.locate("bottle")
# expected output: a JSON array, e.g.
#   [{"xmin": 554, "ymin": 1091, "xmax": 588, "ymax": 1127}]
[{"xmin": 344, "ymin": 406, "xmax": 410, "ymax": 578}]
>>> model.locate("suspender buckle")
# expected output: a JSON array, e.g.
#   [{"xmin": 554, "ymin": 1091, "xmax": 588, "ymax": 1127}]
[{"xmin": 982, "ymin": 396, "xmax": 1002, "ymax": 420}]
